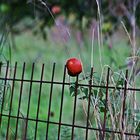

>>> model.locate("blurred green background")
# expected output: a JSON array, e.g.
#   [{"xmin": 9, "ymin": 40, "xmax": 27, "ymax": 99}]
[{"xmin": 0, "ymin": 0, "xmax": 140, "ymax": 140}]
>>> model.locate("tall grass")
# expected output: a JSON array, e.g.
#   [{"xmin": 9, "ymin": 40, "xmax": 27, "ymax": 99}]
[{"xmin": 79, "ymin": 0, "xmax": 140, "ymax": 139}]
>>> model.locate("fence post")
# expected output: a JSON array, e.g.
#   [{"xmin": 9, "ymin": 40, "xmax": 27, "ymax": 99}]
[
  {"xmin": 102, "ymin": 67, "xmax": 110, "ymax": 139},
  {"xmin": 6, "ymin": 62, "xmax": 17, "ymax": 140},
  {"xmin": 85, "ymin": 67, "xmax": 94, "ymax": 140},
  {"xmin": 121, "ymin": 70, "xmax": 128, "ymax": 139},
  {"xmin": 23, "ymin": 63, "xmax": 35, "ymax": 139},
  {"xmin": 0, "ymin": 61, "xmax": 9, "ymax": 129},
  {"xmin": 46, "ymin": 63, "xmax": 56, "ymax": 140},
  {"xmin": 58, "ymin": 65, "xmax": 66, "ymax": 140},
  {"xmin": 14, "ymin": 62, "xmax": 26, "ymax": 139},
  {"xmin": 71, "ymin": 75, "xmax": 79, "ymax": 140},
  {"xmin": 34, "ymin": 64, "xmax": 45, "ymax": 140}
]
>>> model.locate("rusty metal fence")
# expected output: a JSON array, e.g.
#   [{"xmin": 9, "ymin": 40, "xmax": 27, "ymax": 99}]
[{"xmin": 0, "ymin": 61, "xmax": 140, "ymax": 140}]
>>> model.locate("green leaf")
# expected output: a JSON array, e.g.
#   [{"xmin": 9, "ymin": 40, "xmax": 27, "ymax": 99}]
[
  {"xmin": 79, "ymin": 96, "xmax": 88, "ymax": 100},
  {"xmin": 0, "ymin": 3, "xmax": 10, "ymax": 13},
  {"xmin": 135, "ymin": 122, "xmax": 140, "ymax": 133},
  {"xmin": 80, "ymin": 87, "xmax": 88, "ymax": 96},
  {"xmin": 116, "ymin": 78, "xmax": 124, "ymax": 87},
  {"xmin": 136, "ymin": 114, "xmax": 140, "ymax": 120},
  {"xmin": 102, "ymin": 22, "xmax": 112, "ymax": 33},
  {"xmin": 69, "ymin": 85, "xmax": 75, "ymax": 96},
  {"xmin": 69, "ymin": 84, "xmax": 80, "ymax": 97},
  {"xmin": 100, "ymin": 106, "xmax": 106, "ymax": 112},
  {"xmin": 93, "ymin": 89, "xmax": 98, "ymax": 96},
  {"xmin": 134, "ymin": 109, "xmax": 140, "ymax": 114}
]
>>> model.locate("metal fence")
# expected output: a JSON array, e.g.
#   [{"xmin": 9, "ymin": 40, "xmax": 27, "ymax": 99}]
[{"xmin": 0, "ymin": 61, "xmax": 140, "ymax": 140}]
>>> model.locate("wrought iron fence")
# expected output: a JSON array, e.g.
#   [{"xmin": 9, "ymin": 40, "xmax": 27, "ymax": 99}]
[{"xmin": 0, "ymin": 61, "xmax": 140, "ymax": 140}]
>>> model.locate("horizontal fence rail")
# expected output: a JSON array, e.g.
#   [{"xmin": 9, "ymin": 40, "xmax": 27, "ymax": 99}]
[
  {"xmin": 0, "ymin": 61, "xmax": 139, "ymax": 140},
  {"xmin": 0, "ymin": 78, "xmax": 140, "ymax": 92}
]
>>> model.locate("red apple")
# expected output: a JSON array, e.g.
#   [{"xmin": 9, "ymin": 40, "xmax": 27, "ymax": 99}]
[
  {"xmin": 51, "ymin": 5, "xmax": 61, "ymax": 14},
  {"xmin": 66, "ymin": 58, "xmax": 82, "ymax": 77}
]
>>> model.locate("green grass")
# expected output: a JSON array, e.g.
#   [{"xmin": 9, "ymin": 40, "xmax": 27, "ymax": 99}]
[
  {"xmin": 4, "ymin": 30, "xmax": 131, "ymax": 74},
  {"xmin": 0, "ymin": 29, "xmax": 135, "ymax": 139}
]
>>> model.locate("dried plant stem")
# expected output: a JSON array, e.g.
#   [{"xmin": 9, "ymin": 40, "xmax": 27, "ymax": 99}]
[
  {"xmin": 131, "ymin": 1, "xmax": 137, "ymax": 131},
  {"xmin": 81, "ymin": 100, "xmax": 96, "ymax": 138},
  {"xmin": 121, "ymin": 21, "xmax": 133, "ymax": 48},
  {"xmin": 93, "ymin": 106, "xmax": 103, "ymax": 139},
  {"xmin": 95, "ymin": 0, "xmax": 103, "ymax": 70},
  {"xmin": 107, "ymin": 92, "xmax": 116, "ymax": 130},
  {"xmin": 38, "ymin": 0, "xmax": 56, "ymax": 24},
  {"xmin": 82, "ymin": 100, "xmax": 93, "ymax": 128},
  {"xmin": 121, "ymin": 1, "xmax": 137, "ymax": 133},
  {"xmin": 97, "ymin": 25, "xmax": 103, "ymax": 71},
  {"xmin": 91, "ymin": 28, "xmax": 95, "ymax": 68}
]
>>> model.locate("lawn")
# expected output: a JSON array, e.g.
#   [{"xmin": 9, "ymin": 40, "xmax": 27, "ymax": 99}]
[{"xmin": 0, "ymin": 25, "xmax": 139, "ymax": 139}]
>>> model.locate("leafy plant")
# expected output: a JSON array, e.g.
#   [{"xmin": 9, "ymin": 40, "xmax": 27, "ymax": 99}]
[{"xmin": 69, "ymin": 69, "xmax": 140, "ymax": 139}]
